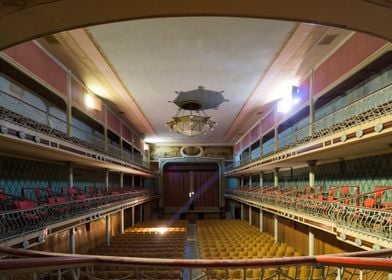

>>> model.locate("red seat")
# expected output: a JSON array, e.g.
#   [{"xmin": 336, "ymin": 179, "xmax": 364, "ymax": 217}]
[
  {"xmin": 364, "ymin": 198, "xmax": 376, "ymax": 208},
  {"xmin": 48, "ymin": 197, "xmax": 68, "ymax": 214},
  {"xmin": 14, "ymin": 200, "xmax": 40, "ymax": 221},
  {"xmin": 77, "ymin": 194, "xmax": 87, "ymax": 200},
  {"xmin": 15, "ymin": 200, "xmax": 36, "ymax": 210},
  {"xmin": 67, "ymin": 187, "xmax": 78, "ymax": 196},
  {"xmin": 56, "ymin": 196, "xmax": 67, "ymax": 203}
]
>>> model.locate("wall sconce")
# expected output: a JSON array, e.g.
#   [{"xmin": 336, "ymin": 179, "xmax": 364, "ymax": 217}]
[{"xmin": 84, "ymin": 93, "xmax": 102, "ymax": 111}]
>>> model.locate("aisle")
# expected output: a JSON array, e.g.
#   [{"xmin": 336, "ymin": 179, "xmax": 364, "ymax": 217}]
[{"xmin": 182, "ymin": 223, "xmax": 204, "ymax": 280}]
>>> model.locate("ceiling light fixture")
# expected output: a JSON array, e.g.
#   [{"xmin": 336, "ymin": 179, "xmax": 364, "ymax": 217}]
[
  {"xmin": 166, "ymin": 86, "xmax": 227, "ymax": 137},
  {"xmin": 167, "ymin": 101, "xmax": 217, "ymax": 137}
]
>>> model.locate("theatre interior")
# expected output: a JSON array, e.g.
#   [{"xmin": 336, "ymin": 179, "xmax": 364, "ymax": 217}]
[{"xmin": 0, "ymin": 2, "xmax": 391, "ymax": 279}]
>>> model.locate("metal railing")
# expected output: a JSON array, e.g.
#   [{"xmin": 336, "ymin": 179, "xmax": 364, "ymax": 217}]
[
  {"xmin": 227, "ymin": 83, "xmax": 392, "ymax": 172},
  {"xmin": 0, "ymin": 247, "xmax": 391, "ymax": 280},
  {"xmin": 226, "ymin": 188, "xmax": 392, "ymax": 240},
  {"xmin": 0, "ymin": 90, "xmax": 152, "ymax": 170},
  {"xmin": 0, "ymin": 189, "xmax": 157, "ymax": 243}
]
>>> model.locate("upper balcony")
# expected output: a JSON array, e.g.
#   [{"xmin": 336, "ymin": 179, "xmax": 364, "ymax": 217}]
[
  {"xmin": 0, "ymin": 89, "xmax": 157, "ymax": 176},
  {"xmin": 226, "ymin": 82, "xmax": 392, "ymax": 175}
]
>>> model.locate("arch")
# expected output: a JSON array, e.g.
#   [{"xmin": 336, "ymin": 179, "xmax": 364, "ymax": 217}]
[{"xmin": 0, "ymin": 0, "xmax": 391, "ymax": 51}]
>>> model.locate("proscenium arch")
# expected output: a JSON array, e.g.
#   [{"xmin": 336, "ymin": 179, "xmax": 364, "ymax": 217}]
[{"xmin": 0, "ymin": 0, "xmax": 391, "ymax": 51}]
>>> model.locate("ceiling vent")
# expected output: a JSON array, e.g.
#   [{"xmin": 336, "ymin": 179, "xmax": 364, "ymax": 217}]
[{"xmin": 318, "ymin": 34, "xmax": 339, "ymax": 46}]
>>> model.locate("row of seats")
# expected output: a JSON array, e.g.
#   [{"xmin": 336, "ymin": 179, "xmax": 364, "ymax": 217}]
[
  {"xmin": 197, "ymin": 220, "xmax": 335, "ymax": 280},
  {"xmin": 198, "ymin": 220, "xmax": 300, "ymax": 260},
  {"xmin": 231, "ymin": 185, "xmax": 392, "ymax": 209},
  {"xmin": 88, "ymin": 220, "xmax": 188, "ymax": 279},
  {"xmin": 0, "ymin": 186, "xmax": 150, "ymax": 212}
]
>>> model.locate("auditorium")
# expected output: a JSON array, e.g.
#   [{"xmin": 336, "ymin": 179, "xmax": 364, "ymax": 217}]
[{"xmin": 0, "ymin": 2, "xmax": 391, "ymax": 279}]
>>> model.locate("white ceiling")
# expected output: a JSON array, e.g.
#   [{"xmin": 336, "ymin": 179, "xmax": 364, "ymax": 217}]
[{"xmin": 87, "ymin": 17, "xmax": 295, "ymax": 144}]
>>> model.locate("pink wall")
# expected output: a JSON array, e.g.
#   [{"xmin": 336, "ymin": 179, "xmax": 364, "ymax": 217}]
[
  {"xmin": 71, "ymin": 78, "xmax": 85, "ymax": 107},
  {"xmin": 313, "ymin": 33, "xmax": 387, "ymax": 95},
  {"xmin": 71, "ymin": 78, "xmax": 105, "ymax": 124},
  {"xmin": 2, "ymin": 42, "xmax": 67, "ymax": 96},
  {"xmin": 261, "ymin": 111, "xmax": 275, "ymax": 133},
  {"xmin": 250, "ymin": 123, "xmax": 261, "ymax": 143},
  {"xmin": 106, "ymin": 109, "xmax": 121, "ymax": 135}
]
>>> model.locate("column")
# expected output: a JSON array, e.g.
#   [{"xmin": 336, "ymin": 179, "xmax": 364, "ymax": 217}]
[
  {"xmin": 66, "ymin": 71, "xmax": 72, "ymax": 137},
  {"xmin": 68, "ymin": 163, "xmax": 74, "ymax": 186},
  {"xmin": 105, "ymin": 169, "xmax": 109, "ymax": 191},
  {"xmin": 249, "ymin": 175, "xmax": 252, "ymax": 187},
  {"xmin": 120, "ymin": 172, "xmax": 124, "ymax": 188},
  {"xmin": 274, "ymin": 168, "xmax": 280, "ymax": 187},
  {"xmin": 309, "ymin": 227, "xmax": 315, "ymax": 256},
  {"xmin": 120, "ymin": 209, "xmax": 125, "ymax": 234},
  {"xmin": 259, "ymin": 209, "xmax": 263, "ymax": 232},
  {"xmin": 230, "ymin": 201, "xmax": 235, "ymax": 219},
  {"xmin": 309, "ymin": 69, "xmax": 315, "ymax": 136},
  {"xmin": 240, "ymin": 176, "xmax": 244, "ymax": 188},
  {"xmin": 140, "ymin": 176, "xmax": 143, "ymax": 187},
  {"xmin": 274, "ymin": 215, "xmax": 279, "ymax": 243},
  {"xmin": 131, "ymin": 206, "xmax": 135, "ymax": 227},
  {"xmin": 274, "ymin": 126, "xmax": 279, "ymax": 152},
  {"xmin": 240, "ymin": 204, "xmax": 244, "ymax": 220},
  {"xmin": 259, "ymin": 172, "xmax": 263, "ymax": 187},
  {"xmin": 105, "ymin": 215, "xmax": 111, "ymax": 245},
  {"xmin": 248, "ymin": 206, "xmax": 252, "ymax": 225},
  {"xmin": 308, "ymin": 160, "xmax": 317, "ymax": 188},
  {"xmin": 139, "ymin": 204, "xmax": 143, "ymax": 222},
  {"xmin": 69, "ymin": 228, "xmax": 76, "ymax": 254},
  {"xmin": 132, "ymin": 175, "xmax": 135, "ymax": 186},
  {"xmin": 103, "ymin": 108, "xmax": 108, "ymax": 153}
]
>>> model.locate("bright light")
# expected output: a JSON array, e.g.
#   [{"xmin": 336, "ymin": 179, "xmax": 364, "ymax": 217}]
[
  {"xmin": 84, "ymin": 94, "xmax": 95, "ymax": 109},
  {"xmin": 87, "ymin": 83, "xmax": 108, "ymax": 97},
  {"xmin": 274, "ymin": 80, "xmax": 300, "ymax": 113},
  {"xmin": 144, "ymin": 137, "xmax": 172, "ymax": 144},
  {"xmin": 277, "ymin": 97, "xmax": 292, "ymax": 113},
  {"xmin": 292, "ymin": 97, "xmax": 301, "ymax": 105},
  {"xmin": 157, "ymin": 227, "xmax": 168, "ymax": 234},
  {"xmin": 84, "ymin": 93, "xmax": 102, "ymax": 111}
]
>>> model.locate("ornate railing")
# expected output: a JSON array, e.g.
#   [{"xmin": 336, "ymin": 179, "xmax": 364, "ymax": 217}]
[
  {"xmin": 0, "ymin": 247, "xmax": 391, "ymax": 280},
  {"xmin": 0, "ymin": 90, "xmax": 152, "ymax": 171},
  {"xmin": 226, "ymin": 83, "xmax": 392, "ymax": 172},
  {"xmin": 0, "ymin": 190, "xmax": 157, "ymax": 243},
  {"xmin": 226, "ymin": 188, "xmax": 392, "ymax": 240}
]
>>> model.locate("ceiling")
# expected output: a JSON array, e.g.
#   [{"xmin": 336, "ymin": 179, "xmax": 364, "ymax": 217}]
[
  {"xmin": 37, "ymin": 17, "xmax": 352, "ymax": 145},
  {"xmin": 87, "ymin": 17, "xmax": 294, "ymax": 144}
]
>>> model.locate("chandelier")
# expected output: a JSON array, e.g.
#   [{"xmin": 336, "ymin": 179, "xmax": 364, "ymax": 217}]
[{"xmin": 167, "ymin": 101, "xmax": 216, "ymax": 137}]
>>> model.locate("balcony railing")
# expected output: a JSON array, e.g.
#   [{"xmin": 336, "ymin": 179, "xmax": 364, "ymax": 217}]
[
  {"xmin": 226, "ymin": 188, "xmax": 392, "ymax": 241},
  {"xmin": 227, "ymin": 83, "xmax": 392, "ymax": 172},
  {"xmin": 0, "ymin": 246, "xmax": 391, "ymax": 280},
  {"xmin": 0, "ymin": 90, "xmax": 152, "ymax": 170},
  {"xmin": 0, "ymin": 189, "xmax": 157, "ymax": 243}
]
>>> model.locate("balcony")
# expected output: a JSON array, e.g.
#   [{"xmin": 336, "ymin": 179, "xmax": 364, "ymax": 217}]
[
  {"xmin": 0, "ymin": 187, "xmax": 158, "ymax": 246},
  {"xmin": 0, "ymin": 90, "xmax": 156, "ymax": 174},
  {"xmin": 0, "ymin": 246, "xmax": 391, "ymax": 280},
  {"xmin": 226, "ymin": 83, "xmax": 392, "ymax": 174},
  {"xmin": 225, "ymin": 186, "xmax": 392, "ymax": 249}
]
